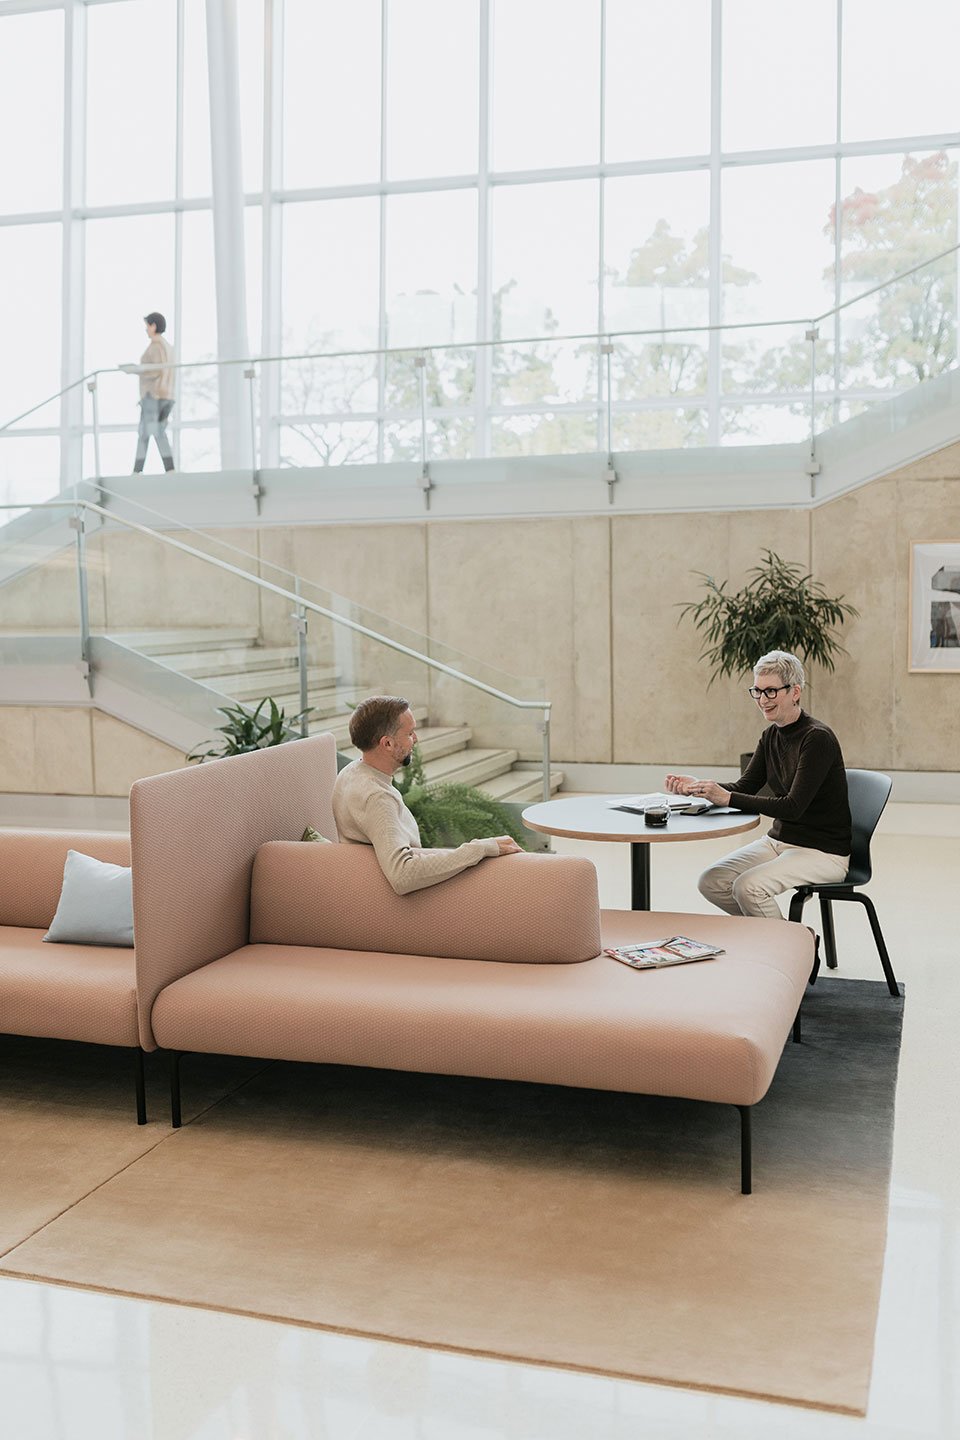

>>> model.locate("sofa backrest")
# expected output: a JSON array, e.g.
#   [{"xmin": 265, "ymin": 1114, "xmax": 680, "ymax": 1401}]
[
  {"xmin": 130, "ymin": 733, "xmax": 337, "ymax": 1050},
  {"xmin": 250, "ymin": 841, "xmax": 601, "ymax": 964},
  {"xmin": 0, "ymin": 830, "xmax": 130, "ymax": 929}
]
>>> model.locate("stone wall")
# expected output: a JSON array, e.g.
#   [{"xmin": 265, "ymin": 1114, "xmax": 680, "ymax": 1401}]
[{"xmin": 2, "ymin": 443, "xmax": 958, "ymax": 792}]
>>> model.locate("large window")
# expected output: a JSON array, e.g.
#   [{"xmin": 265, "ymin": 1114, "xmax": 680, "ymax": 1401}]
[{"xmin": 1, "ymin": 0, "xmax": 959, "ymax": 498}]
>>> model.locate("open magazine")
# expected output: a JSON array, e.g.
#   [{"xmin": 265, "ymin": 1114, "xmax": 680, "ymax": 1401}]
[{"xmin": 605, "ymin": 935, "xmax": 725, "ymax": 970}]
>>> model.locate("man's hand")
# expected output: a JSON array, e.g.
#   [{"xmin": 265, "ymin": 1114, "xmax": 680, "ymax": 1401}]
[
  {"xmin": 687, "ymin": 780, "xmax": 729, "ymax": 805},
  {"xmin": 665, "ymin": 773, "xmax": 699, "ymax": 795},
  {"xmin": 493, "ymin": 836, "xmax": 523, "ymax": 855}
]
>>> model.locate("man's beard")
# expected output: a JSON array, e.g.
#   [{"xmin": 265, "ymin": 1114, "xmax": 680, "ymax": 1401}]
[{"xmin": 401, "ymin": 752, "xmax": 412, "ymax": 767}]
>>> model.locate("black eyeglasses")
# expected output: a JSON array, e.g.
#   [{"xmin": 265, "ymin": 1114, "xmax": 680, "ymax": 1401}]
[{"xmin": 748, "ymin": 684, "xmax": 791, "ymax": 701}]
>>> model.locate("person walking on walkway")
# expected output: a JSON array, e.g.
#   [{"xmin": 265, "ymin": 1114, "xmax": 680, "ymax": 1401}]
[{"xmin": 126, "ymin": 311, "xmax": 175, "ymax": 473}]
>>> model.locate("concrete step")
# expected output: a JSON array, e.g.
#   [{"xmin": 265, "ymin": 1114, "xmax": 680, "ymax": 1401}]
[
  {"xmin": 311, "ymin": 703, "xmax": 429, "ymax": 746},
  {"xmin": 473, "ymin": 768, "xmax": 566, "ymax": 803},
  {"xmin": 340, "ymin": 724, "xmax": 473, "ymax": 765},
  {"xmin": 114, "ymin": 627, "xmax": 260, "ymax": 654},
  {"xmin": 420, "ymin": 747, "xmax": 519, "ymax": 789},
  {"xmin": 156, "ymin": 645, "xmax": 304, "ymax": 678},
  {"xmin": 208, "ymin": 665, "xmax": 340, "ymax": 700}
]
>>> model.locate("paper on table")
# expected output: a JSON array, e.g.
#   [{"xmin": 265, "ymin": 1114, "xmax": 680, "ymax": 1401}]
[{"xmin": 607, "ymin": 792, "xmax": 711, "ymax": 813}]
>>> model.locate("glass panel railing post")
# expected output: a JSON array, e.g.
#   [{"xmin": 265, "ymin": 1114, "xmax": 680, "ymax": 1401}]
[
  {"xmin": 70, "ymin": 504, "xmax": 93, "ymax": 697},
  {"xmin": 540, "ymin": 706, "xmax": 551, "ymax": 802},
  {"xmin": 600, "ymin": 337, "xmax": 617, "ymax": 502},
  {"xmin": 292, "ymin": 579, "xmax": 309, "ymax": 738},
  {"xmin": 86, "ymin": 376, "xmax": 102, "ymax": 489},
  {"xmin": 805, "ymin": 325, "xmax": 819, "ymax": 492},
  {"xmin": 414, "ymin": 351, "xmax": 432, "ymax": 508},
  {"xmin": 244, "ymin": 365, "xmax": 258, "ymax": 481}
]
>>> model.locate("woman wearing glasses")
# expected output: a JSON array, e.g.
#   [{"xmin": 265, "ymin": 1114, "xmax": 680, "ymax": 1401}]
[{"xmin": 664, "ymin": 650, "xmax": 851, "ymax": 921}]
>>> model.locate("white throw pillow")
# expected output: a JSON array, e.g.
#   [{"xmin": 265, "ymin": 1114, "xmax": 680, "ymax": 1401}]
[{"xmin": 43, "ymin": 849, "xmax": 135, "ymax": 948}]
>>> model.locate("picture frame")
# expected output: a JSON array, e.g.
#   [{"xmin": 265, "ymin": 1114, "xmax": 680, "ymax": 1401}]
[{"xmin": 909, "ymin": 541, "xmax": 960, "ymax": 672}]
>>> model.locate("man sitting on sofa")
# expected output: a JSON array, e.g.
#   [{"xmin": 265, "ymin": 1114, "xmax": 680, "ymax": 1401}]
[
  {"xmin": 332, "ymin": 694, "xmax": 522, "ymax": 895},
  {"xmin": 664, "ymin": 650, "xmax": 851, "ymax": 920}
]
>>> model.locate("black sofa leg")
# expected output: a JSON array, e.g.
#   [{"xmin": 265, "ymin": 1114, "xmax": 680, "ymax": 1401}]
[
  {"xmin": 792, "ymin": 1006, "xmax": 802, "ymax": 1044},
  {"xmin": 737, "ymin": 1105, "xmax": 752, "ymax": 1195},
  {"xmin": 171, "ymin": 1051, "xmax": 183, "ymax": 1129},
  {"xmin": 855, "ymin": 893, "xmax": 901, "ymax": 997},
  {"xmin": 134, "ymin": 1047, "xmax": 146, "ymax": 1125}
]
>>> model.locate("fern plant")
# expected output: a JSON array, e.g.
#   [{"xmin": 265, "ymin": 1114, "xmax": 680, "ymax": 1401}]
[
  {"xmin": 678, "ymin": 550, "xmax": 859, "ymax": 684},
  {"xmin": 187, "ymin": 697, "xmax": 313, "ymax": 763},
  {"xmin": 394, "ymin": 744, "xmax": 531, "ymax": 849}
]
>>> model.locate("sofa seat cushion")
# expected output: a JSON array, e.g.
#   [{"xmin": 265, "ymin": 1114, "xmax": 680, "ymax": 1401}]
[
  {"xmin": 0, "ymin": 928, "xmax": 139, "ymax": 1046},
  {"xmin": 151, "ymin": 912, "xmax": 811, "ymax": 1107}
]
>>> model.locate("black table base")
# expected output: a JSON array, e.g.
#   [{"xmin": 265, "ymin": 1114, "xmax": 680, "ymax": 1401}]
[{"xmin": 630, "ymin": 842, "xmax": 651, "ymax": 910}]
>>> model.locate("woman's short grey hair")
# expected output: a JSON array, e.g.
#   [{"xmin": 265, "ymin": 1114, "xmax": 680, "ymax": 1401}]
[{"xmin": 754, "ymin": 650, "xmax": 804, "ymax": 689}]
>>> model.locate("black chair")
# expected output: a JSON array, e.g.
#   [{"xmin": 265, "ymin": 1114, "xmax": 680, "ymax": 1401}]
[{"xmin": 788, "ymin": 768, "xmax": 900, "ymax": 998}]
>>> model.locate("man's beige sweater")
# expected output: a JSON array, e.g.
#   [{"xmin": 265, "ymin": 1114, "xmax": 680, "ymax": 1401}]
[
  {"xmin": 139, "ymin": 336, "xmax": 174, "ymax": 400},
  {"xmin": 332, "ymin": 757, "xmax": 499, "ymax": 895}
]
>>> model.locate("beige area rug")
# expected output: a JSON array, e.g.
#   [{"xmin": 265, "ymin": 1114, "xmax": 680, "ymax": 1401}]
[
  {"xmin": 0, "ymin": 980, "xmax": 903, "ymax": 1414},
  {"xmin": 0, "ymin": 1036, "xmax": 265, "ymax": 1254}
]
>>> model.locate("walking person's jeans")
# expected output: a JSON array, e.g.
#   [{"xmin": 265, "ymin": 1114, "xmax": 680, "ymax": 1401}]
[{"xmin": 133, "ymin": 396, "xmax": 175, "ymax": 472}]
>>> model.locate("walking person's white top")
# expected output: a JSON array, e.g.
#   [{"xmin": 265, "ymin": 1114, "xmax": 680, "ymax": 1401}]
[
  {"xmin": 138, "ymin": 335, "xmax": 174, "ymax": 399},
  {"xmin": 332, "ymin": 757, "xmax": 499, "ymax": 895}
]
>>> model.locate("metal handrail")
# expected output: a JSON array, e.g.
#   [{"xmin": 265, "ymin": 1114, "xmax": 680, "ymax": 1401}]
[
  {"xmin": 812, "ymin": 240, "xmax": 960, "ymax": 324},
  {"xmin": 3, "ymin": 239, "xmax": 958, "ymax": 436},
  {"xmin": 0, "ymin": 497, "xmax": 553, "ymax": 797}
]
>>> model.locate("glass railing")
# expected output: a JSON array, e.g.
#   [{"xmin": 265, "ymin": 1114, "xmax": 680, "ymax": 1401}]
[
  {"xmin": 0, "ymin": 493, "xmax": 552, "ymax": 793},
  {"xmin": 0, "ymin": 498, "xmax": 85, "ymax": 638},
  {"xmin": 1, "ymin": 242, "xmax": 957, "ymax": 498}
]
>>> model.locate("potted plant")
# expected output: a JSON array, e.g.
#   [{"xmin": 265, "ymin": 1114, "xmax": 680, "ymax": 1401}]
[
  {"xmin": 679, "ymin": 549, "xmax": 859, "ymax": 767},
  {"xmin": 187, "ymin": 697, "xmax": 313, "ymax": 762},
  {"xmin": 394, "ymin": 744, "xmax": 535, "ymax": 850}
]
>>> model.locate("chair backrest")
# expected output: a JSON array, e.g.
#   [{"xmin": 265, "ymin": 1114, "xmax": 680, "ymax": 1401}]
[{"xmin": 844, "ymin": 768, "xmax": 892, "ymax": 885}]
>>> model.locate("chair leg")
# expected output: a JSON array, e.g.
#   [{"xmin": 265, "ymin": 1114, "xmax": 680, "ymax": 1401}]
[
  {"xmin": 134, "ymin": 1046, "xmax": 146, "ymax": 1125},
  {"xmin": 789, "ymin": 890, "xmax": 820, "ymax": 985},
  {"xmin": 788, "ymin": 888, "xmax": 809, "ymax": 925},
  {"xmin": 171, "ymin": 1051, "xmax": 183, "ymax": 1129},
  {"xmin": 737, "ymin": 1105, "xmax": 752, "ymax": 1195},
  {"xmin": 819, "ymin": 894, "xmax": 839, "ymax": 969},
  {"xmin": 853, "ymin": 893, "xmax": 901, "ymax": 997}
]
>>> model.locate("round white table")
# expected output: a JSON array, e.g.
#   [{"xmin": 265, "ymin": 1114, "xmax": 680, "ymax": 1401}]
[{"xmin": 521, "ymin": 795, "xmax": 760, "ymax": 910}]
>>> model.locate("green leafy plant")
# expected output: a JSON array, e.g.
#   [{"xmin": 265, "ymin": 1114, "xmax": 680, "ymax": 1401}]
[
  {"xmin": 187, "ymin": 697, "xmax": 313, "ymax": 763},
  {"xmin": 394, "ymin": 744, "xmax": 532, "ymax": 849},
  {"xmin": 678, "ymin": 549, "xmax": 859, "ymax": 683}
]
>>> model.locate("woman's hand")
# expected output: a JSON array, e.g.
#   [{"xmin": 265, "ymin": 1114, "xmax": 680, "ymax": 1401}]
[
  {"xmin": 664, "ymin": 773, "xmax": 698, "ymax": 795},
  {"xmin": 687, "ymin": 780, "xmax": 729, "ymax": 805}
]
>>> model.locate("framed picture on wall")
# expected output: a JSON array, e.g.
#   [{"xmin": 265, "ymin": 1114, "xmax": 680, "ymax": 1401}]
[{"xmin": 909, "ymin": 541, "xmax": 960, "ymax": 672}]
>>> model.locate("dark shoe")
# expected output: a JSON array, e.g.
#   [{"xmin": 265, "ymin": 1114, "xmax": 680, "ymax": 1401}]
[{"xmin": 806, "ymin": 926, "xmax": 821, "ymax": 985}]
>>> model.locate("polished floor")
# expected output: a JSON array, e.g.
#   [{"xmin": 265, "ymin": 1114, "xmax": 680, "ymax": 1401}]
[{"xmin": 1, "ymin": 802, "xmax": 957, "ymax": 1439}]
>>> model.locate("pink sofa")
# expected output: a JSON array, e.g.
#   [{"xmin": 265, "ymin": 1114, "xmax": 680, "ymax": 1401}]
[
  {"xmin": 129, "ymin": 734, "xmax": 813, "ymax": 1192},
  {"xmin": 0, "ymin": 829, "xmax": 144, "ymax": 1120}
]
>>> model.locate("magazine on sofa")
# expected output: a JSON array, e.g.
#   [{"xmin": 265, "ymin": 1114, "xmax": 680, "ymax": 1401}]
[{"xmin": 605, "ymin": 935, "xmax": 724, "ymax": 970}]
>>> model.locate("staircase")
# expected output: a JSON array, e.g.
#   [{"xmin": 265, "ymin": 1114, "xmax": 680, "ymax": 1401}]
[{"xmin": 118, "ymin": 626, "xmax": 563, "ymax": 804}]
